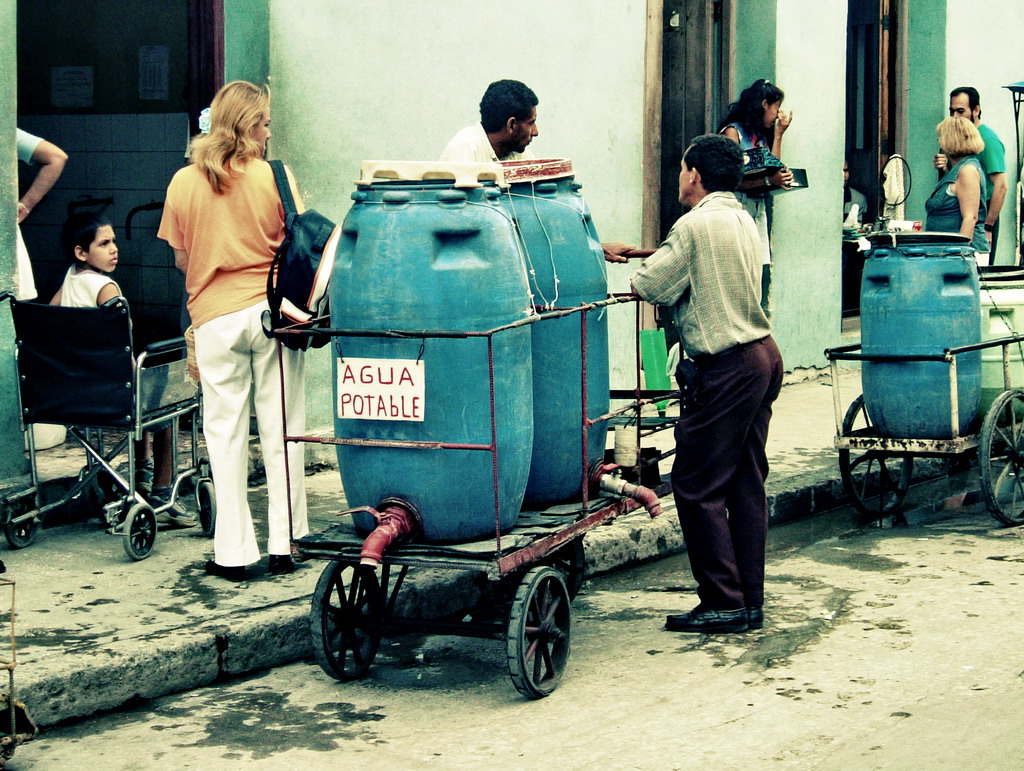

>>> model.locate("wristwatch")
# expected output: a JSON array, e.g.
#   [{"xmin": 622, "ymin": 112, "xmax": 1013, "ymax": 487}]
[{"xmin": 984, "ymin": 223, "xmax": 995, "ymax": 232}]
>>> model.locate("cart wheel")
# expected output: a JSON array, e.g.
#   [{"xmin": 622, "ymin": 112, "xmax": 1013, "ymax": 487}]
[
  {"xmin": 310, "ymin": 561, "xmax": 383, "ymax": 681},
  {"xmin": 195, "ymin": 479, "xmax": 216, "ymax": 538},
  {"xmin": 3, "ymin": 516, "xmax": 39, "ymax": 550},
  {"xmin": 549, "ymin": 537, "xmax": 586, "ymax": 600},
  {"xmin": 506, "ymin": 565, "xmax": 572, "ymax": 699},
  {"xmin": 838, "ymin": 395, "xmax": 914, "ymax": 517},
  {"xmin": 979, "ymin": 389, "xmax": 1024, "ymax": 526},
  {"xmin": 122, "ymin": 503, "xmax": 157, "ymax": 561}
]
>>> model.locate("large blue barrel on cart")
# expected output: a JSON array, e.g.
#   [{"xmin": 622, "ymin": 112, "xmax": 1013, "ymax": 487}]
[
  {"xmin": 330, "ymin": 161, "xmax": 533, "ymax": 543},
  {"xmin": 500, "ymin": 159, "xmax": 610, "ymax": 505},
  {"xmin": 861, "ymin": 233, "xmax": 981, "ymax": 439}
]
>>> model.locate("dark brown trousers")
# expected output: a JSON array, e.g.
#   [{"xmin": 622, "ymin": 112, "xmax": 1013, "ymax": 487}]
[{"xmin": 671, "ymin": 336, "xmax": 783, "ymax": 610}]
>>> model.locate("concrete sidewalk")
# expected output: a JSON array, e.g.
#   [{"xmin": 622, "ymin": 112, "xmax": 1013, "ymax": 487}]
[{"xmin": 0, "ymin": 367, "xmax": 949, "ymax": 727}]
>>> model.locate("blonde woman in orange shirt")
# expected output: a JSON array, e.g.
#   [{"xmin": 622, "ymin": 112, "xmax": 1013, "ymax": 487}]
[{"xmin": 158, "ymin": 81, "xmax": 307, "ymax": 582}]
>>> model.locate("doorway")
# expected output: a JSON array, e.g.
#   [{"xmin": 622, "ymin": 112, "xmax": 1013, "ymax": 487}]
[
  {"xmin": 15, "ymin": 0, "xmax": 223, "ymax": 345},
  {"xmin": 843, "ymin": 0, "xmax": 898, "ymax": 318},
  {"xmin": 659, "ymin": 0, "xmax": 732, "ymax": 237}
]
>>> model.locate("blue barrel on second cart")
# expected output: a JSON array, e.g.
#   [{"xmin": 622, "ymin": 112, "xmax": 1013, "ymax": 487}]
[
  {"xmin": 500, "ymin": 159, "xmax": 610, "ymax": 505},
  {"xmin": 861, "ymin": 233, "xmax": 981, "ymax": 439},
  {"xmin": 331, "ymin": 161, "xmax": 534, "ymax": 543}
]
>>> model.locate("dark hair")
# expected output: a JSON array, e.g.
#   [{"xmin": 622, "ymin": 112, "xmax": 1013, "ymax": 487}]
[
  {"xmin": 479, "ymin": 80, "xmax": 538, "ymax": 133},
  {"xmin": 718, "ymin": 78, "xmax": 785, "ymax": 144},
  {"xmin": 61, "ymin": 212, "xmax": 112, "ymax": 263},
  {"xmin": 682, "ymin": 134, "xmax": 744, "ymax": 193},
  {"xmin": 950, "ymin": 86, "xmax": 980, "ymax": 110}
]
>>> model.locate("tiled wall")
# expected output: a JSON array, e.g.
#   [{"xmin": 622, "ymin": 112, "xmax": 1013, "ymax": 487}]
[{"xmin": 18, "ymin": 113, "xmax": 190, "ymax": 343}]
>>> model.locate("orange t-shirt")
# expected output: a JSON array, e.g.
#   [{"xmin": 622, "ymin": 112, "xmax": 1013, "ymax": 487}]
[{"xmin": 158, "ymin": 159, "xmax": 303, "ymax": 328}]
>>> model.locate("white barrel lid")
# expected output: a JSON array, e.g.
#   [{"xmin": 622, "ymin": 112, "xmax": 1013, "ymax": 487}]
[{"xmin": 356, "ymin": 160, "xmax": 506, "ymax": 188}]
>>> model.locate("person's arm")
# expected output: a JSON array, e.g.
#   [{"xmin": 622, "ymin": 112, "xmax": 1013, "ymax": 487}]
[
  {"xmin": 986, "ymin": 172, "xmax": 1008, "ymax": 238},
  {"xmin": 96, "ymin": 282, "xmax": 121, "ymax": 306},
  {"xmin": 173, "ymin": 248, "xmax": 189, "ymax": 274},
  {"xmin": 770, "ymin": 109, "xmax": 792, "ymax": 159},
  {"xmin": 954, "ymin": 164, "xmax": 982, "ymax": 241},
  {"xmin": 18, "ymin": 139, "xmax": 68, "ymax": 223},
  {"xmin": 630, "ymin": 231, "xmax": 690, "ymax": 306},
  {"xmin": 49, "ymin": 287, "xmax": 63, "ymax": 306},
  {"xmin": 602, "ymin": 241, "xmax": 637, "ymax": 264}
]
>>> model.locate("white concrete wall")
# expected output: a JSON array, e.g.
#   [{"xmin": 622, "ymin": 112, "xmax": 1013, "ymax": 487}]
[
  {"xmin": 769, "ymin": 0, "xmax": 849, "ymax": 368},
  {"xmin": 268, "ymin": 1, "xmax": 650, "ymax": 428},
  {"xmin": 944, "ymin": 2, "xmax": 1023, "ymax": 266}
]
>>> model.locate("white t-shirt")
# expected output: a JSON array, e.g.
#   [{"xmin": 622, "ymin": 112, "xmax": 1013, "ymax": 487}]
[
  {"xmin": 16, "ymin": 128, "xmax": 42, "ymax": 165},
  {"xmin": 59, "ymin": 266, "xmax": 120, "ymax": 308},
  {"xmin": 439, "ymin": 123, "xmax": 535, "ymax": 163}
]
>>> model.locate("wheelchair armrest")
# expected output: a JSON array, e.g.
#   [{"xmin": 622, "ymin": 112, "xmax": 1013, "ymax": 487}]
[{"xmin": 144, "ymin": 336, "xmax": 187, "ymax": 356}]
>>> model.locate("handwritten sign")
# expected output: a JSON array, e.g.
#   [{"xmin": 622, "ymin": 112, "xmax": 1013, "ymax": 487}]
[{"xmin": 337, "ymin": 358, "xmax": 424, "ymax": 422}]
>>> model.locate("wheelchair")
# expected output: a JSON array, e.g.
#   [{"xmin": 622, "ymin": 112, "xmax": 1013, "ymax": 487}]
[{"xmin": 0, "ymin": 294, "xmax": 216, "ymax": 560}]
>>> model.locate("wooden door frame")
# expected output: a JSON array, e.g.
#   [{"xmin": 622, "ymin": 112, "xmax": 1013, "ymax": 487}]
[
  {"xmin": 643, "ymin": 0, "xmax": 731, "ymax": 249},
  {"xmin": 187, "ymin": 0, "xmax": 224, "ymax": 135}
]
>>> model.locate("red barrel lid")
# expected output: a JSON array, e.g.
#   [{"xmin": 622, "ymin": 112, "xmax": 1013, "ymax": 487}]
[{"xmin": 499, "ymin": 158, "xmax": 574, "ymax": 184}]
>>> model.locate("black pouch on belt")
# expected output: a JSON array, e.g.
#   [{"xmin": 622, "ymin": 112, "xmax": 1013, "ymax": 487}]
[{"xmin": 674, "ymin": 358, "xmax": 699, "ymax": 404}]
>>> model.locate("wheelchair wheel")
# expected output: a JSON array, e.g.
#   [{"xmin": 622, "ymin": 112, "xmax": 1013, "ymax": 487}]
[
  {"xmin": 3, "ymin": 517, "xmax": 39, "ymax": 550},
  {"xmin": 196, "ymin": 479, "xmax": 216, "ymax": 538},
  {"xmin": 123, "ymin": 503, "xmax": 157, "ymax": 561}
]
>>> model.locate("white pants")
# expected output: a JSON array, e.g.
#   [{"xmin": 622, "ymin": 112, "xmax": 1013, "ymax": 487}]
[{"xmin": 195, "ymin": 301, "xmax": 308, "ymax": 566}]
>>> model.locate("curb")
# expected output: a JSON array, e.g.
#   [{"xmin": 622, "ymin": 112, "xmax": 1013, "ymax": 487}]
[{"xmin": 16, "ymin": 456, "xmax": 879, "ymax": 728}]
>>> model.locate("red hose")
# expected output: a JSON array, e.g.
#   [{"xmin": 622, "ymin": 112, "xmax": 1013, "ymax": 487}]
[
  {"xmin": 359, "ymin": 498, "xmax": 420, "ymax": 567},
  {"xmin": 619, "ymin": 480, "xmax": 663, "ymax": 518},
  {"xmin": 590, "ymin": 463, "xmax": 663, "ymax": 518}
]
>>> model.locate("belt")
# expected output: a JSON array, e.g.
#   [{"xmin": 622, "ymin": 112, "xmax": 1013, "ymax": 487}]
[{"xmin": 692, "ymin": 336, "xmax": 769, "ymax": 368}]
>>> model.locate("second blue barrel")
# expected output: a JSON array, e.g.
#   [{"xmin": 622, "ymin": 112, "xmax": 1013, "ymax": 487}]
[
  {"xmin": 500, "ymin": 159, "xmax": 610, "ymax": 505},
  {"xmin": 861, "ymin": 233, "xmax": 981, "ymax": 438},
  {"xmin": 331, "ymin": 162, "xmax": 534, "ymax": 543}
]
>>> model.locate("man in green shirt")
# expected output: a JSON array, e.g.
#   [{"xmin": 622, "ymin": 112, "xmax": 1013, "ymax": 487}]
[{"xmin": 934, "ymin": 86, "xmax": 1008, "ymax": 255}]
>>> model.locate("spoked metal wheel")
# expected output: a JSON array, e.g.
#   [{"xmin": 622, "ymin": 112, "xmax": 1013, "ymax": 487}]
[
  {"xmin": 3, "ymin": 516, "xmax": 39, "ymax": 550},
  {"xmin": 122, "ymin": 503, "xmax": 157, "ymax": 561},
  {"xmin": 506, "ymin": 566, "xmax": 572, "ymax": 699},
  {"xmin": 195, "ymin": 479, "xmax": 216, "ymax": 538},
  {"xmin": 979, "ymin": 389, "xmax": 1024, "ymax": 526},
  {"xmin": 838, "ymin": 395, "xmax": 914, "ymax": 517},
  {"xmin": 311, "ymin": 561, "xmax": 384, "ymax": 681}
]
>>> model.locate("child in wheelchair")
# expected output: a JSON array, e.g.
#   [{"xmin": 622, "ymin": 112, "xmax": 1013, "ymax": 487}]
[{"xmin": 54, "ymin": 213, "xmax": 197, "ymax": 529}]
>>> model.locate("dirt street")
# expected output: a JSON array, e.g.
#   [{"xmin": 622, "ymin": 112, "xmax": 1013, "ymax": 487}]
[{"xmin": 11, "ymin": 504, "xmax": 1024, "ymax": 769}]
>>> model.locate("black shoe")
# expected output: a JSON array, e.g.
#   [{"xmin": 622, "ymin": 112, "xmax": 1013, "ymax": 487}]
[
  {"xmin": 268, "ymin": 555, "xmax": 295, "ymax": 575},
  {"xmin": 204, "ymin": 560, "xmax": 245, "ymax": 582},
  {"xmin": 747, "ymin": 606, "xmax": 764, "ymax": 630},
  {"xmin": 665, "ymin": 606, "xmax": 749, "ymax": 633}
]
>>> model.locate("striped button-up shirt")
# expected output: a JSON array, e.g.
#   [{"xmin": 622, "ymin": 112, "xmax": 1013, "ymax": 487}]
[{"xmin": 631, "ymin": 191, "xmax": 770, "ymax": 357}]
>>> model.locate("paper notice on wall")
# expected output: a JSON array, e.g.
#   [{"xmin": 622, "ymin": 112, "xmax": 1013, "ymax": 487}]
[
  {"xmin": 51, "ymin": 66, "xmax": 94, "ymax": 108},
  {"xmin": 336, "ymin": 358, "xmax": 425, "ymax": 421},
  {"xmin": 139, "ymin": 46, "xmax": 169, "ymax": 100}
]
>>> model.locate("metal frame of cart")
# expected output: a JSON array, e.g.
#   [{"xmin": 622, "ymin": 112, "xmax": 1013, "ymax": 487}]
[
  {"xmin": 825, "ymin": 333, "xmax": 1024, "ymax": 525},
  {"xmin": 273, "ymin": 295, "xmax": 678, "ymax": 699}
]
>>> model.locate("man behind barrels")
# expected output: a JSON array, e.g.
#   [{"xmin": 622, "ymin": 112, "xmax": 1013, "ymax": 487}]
[
  {"xmin": 631, "ymin": 134, "xmax": 784, "ymax": 634},
  {"xmin": 439, "ymin": 79, "xmax": 539, "ymax": 163}
]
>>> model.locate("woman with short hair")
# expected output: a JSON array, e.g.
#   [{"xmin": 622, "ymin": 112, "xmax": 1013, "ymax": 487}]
[{"xmin": 926, "ymin": 116, "xmax": 988, "ymax": 263}]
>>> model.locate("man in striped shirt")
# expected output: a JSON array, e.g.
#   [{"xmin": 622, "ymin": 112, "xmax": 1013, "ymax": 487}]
[{"xmin": 632, "ymin": 134, "xmax": 784, "ymax": 635}]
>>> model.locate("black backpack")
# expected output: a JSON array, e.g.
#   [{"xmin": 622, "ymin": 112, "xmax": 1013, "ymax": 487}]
[{"xmin": 264, "ymin": 159, "xmax": 339, "ymax": 351}]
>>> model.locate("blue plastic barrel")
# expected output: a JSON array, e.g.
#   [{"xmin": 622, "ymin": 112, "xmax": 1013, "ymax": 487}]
[
  {"xmin": 861, "ymin": 233, "xmax": 981, "ymax": 438},
  {"xmin": 331, "ymin": 163, "xmax": 533, "ymax": 543},
  {"xmin": 500, "ymin": 159, "xmax": 610, "ymax": 505}
]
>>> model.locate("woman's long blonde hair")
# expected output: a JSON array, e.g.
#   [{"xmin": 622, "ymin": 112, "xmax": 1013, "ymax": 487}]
[{"xmin": 189, "ymin": 81, "xmax": 270, "ymax": 193}]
